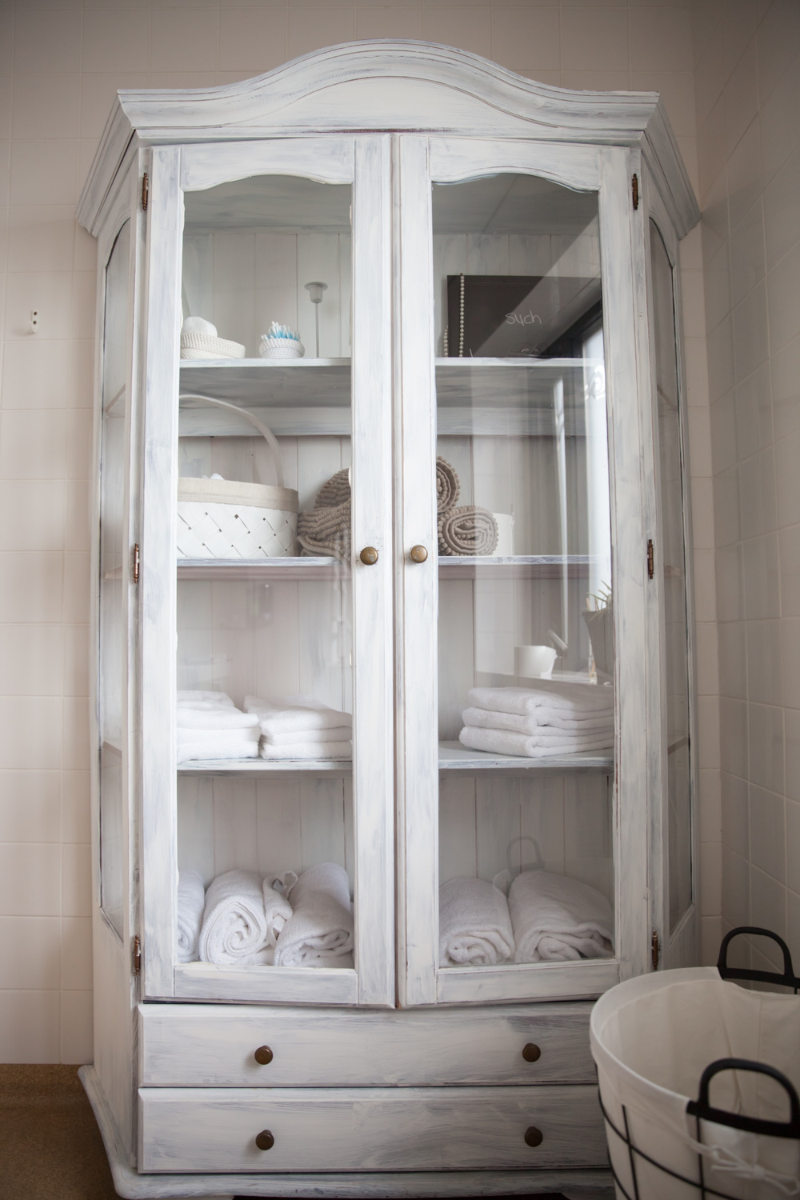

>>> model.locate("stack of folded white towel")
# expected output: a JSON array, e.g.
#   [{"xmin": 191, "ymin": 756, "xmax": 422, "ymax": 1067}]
[
  {"xmin": 177, "ymin": 691, "xmax": 260, "ymax": 763},
  {"xmin": 245, "ymin": 695, "xmax": 352, "ymax": 761},
  {"xmin": 438, "ymin": 869, "xmax": 613, "ymax": 966},
  {"xmin": 176, "ymin": 862, "xmax": 354, "ymax": 969},
  {"xmin": 458, "ymin": 681, "xmax": 614, "ymax": 758}
]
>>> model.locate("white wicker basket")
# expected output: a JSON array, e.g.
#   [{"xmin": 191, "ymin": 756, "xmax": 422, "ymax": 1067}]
[{"xmin": 177, "ymin": 395, "xmax": 298, "ymax": 559}]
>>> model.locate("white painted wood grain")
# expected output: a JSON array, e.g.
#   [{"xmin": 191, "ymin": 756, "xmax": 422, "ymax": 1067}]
[
  {"xmin": 437, "ymin": 958, "xmax": 618, "ymax": 1004},
  {"xmin": 180, "ymin": 139, "xmax": 353, "ymax": 192},
  {"xmin": 174, "ymin": 962, "xmax": 358, "ymax": 1005},
  {"xmin": 139, "ymin": 1084, "xmax": 607, "ymax": 1172},
  {"xmin": 430, "ymin": 139, "xmax": 599, "ymax": 193}
]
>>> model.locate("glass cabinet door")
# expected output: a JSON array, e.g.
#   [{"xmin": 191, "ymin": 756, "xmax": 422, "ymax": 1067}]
[
  {"xmin": 398, "ymin": 139, "xmax": 648, "ymax": 1006},
  {"xmin": 140, "ymin": 138, "xmax": 393, "ymax": 1005}
]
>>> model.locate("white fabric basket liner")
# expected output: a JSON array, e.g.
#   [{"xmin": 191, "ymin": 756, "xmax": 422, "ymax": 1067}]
[
  {"xmin": 177, "ymin": 394, "xmax": 299, "ymax": 559},
  {"xmin": 590, "ymin": 967, "xmax": 800, "ymax": 1199}
]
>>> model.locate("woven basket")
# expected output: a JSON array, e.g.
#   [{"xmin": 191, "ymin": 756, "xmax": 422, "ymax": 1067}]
[{"xmin": 177, "ymin": 394, "xmax": 298, "ymax": 559}]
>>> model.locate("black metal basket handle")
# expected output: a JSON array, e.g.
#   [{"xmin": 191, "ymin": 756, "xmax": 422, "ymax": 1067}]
[
  {"xmin": 717, "ymin": 926, "xmax": 800, "ymax": 993},
  {"xmin": 686, "ymin": 1058, "xmax": 800, "ymax": 1139}
]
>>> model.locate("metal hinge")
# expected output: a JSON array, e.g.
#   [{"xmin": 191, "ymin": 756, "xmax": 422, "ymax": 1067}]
[
  {"xmin": 632, "ymin": 173, "xmax": 639, "ymax": 210},
  {"xmin": 132, "ymin": 935, "xmax": 141, "ymax": 976},
  {"xmin": 141, "ymin": 173, "xmax": 149, "ymax": 212},
  {"xmin": 133, "ymin": 543, "xmax": 140, "ymax": 584},
  {"xmin": 651, "ymin": 929, "xmax": 659, "ymax": 971},
  {"xmin": 647, "ymin": 538, "xmax": 654, "ymax": 579}
]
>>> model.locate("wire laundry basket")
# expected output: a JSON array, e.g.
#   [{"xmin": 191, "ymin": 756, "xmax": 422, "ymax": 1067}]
[{"xmin": 591, "ymin": 927, "xmax": 800, "ymax": 1200}]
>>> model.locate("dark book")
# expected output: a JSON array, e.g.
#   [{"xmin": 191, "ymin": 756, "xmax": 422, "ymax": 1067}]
[{"xmin": 446, "ymin": 273, "xmax": 602, "ymax": 358}]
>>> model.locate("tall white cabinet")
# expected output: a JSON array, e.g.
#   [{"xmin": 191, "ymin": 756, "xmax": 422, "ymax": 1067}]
[{"xmin": 77, "ymin": 42, "xmax": 700, "ymax": 1198}]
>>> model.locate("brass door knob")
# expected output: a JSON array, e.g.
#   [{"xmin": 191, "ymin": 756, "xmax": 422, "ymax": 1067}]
[
  {"xmin": 410, "ymin": 545, "xmax": 428, "ymax": 563},
  {"xmin": 524, "ymin": 1126, "xmax": 543, "ymax": 1148},
  {"xmin": 254, "ymin": 1045, "xmax": 273, "ymax": 1065},
  {"xmin": 360, "ymin": 546, "xmax": 378, "ymax": 565},
  {"xmin": 522, "ymin": 1043, "xmax": 541, "ymax": 1063},
  {"xmin": 255, "ymin": 1130, "xmax": 275, "ymax": 1151}
]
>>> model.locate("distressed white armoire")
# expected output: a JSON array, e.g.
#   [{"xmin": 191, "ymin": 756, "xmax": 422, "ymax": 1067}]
[{"xmin": 76, "ymin": 41, "xmax": 700, "ymax": 1199}]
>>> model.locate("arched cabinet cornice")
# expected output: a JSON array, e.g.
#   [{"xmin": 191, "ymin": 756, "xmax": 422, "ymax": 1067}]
[{"xmin": 78, "ymin": 40, "xmax": 698, "ymax": 239}]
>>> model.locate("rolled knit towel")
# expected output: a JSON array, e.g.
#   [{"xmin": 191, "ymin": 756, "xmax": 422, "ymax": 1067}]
[
  {"xmin": 274, "ymin": 862, "xmax": 354, "ymax": 967},
  {"xmin": 177, "ymin": 727, "xmax": 260, "ymax": 763},
  {"xmin": 245, "ymin": 695, "xmax": 352, "ymax": 735},
  {"xmin": 436, "ymin": 456, "xmax": 460, "ymax": 513},
  {"xmin": 469, "ymin": 681, "xmax": 613, "ymax": 718},
  {"xmin": 438, "ymin": 505, "xmax": 498, "ymax": 556},
  {"xmin": 508, "ymin": 869, "xmax": 614, "ymax": 963},
  {"xmin": 260, "ymin": 740, "xmax": 352, "ymax": 760},
  {"xmin": 262, "ymin": 879, "xmax": 293, "ymax": 945},
  {"xmin": 459, "ymin": 726, "xmax": 613, "ymax": 758},
  {"xmin": 461, "ymin": 705, "xmax": 613, "ymax": 736},
  {"xmin": 439, "ymin": 877, "xmax": 515, "ymax": 966},
  {"xmin": 199, "ymin": 869, "xmax": 276, "ymax": 966},
  {"xmin": 177, "ymin": 869, "xmax": 205, "ymax": 963},
  {"xmin": 297, "ymin": 468, "xmax": 351, "ymax": 563}
]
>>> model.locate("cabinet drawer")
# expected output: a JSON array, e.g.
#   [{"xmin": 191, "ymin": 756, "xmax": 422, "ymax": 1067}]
[
  {"xmin": 139, "ymin": 1084, "xmax": 606, "ymax": 1173},
  {"xmin": 139, "ymin": 1001, "xmax": 595, "ymax": 1086}
]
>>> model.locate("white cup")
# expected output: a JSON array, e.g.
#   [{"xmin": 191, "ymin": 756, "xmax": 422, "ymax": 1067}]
[{"xmin": 515, "ymin": 644, "xmax": 557, "ymax": 679}]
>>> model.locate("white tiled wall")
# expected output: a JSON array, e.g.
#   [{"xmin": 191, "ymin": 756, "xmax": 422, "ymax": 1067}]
[
  {"xmin": 0, "ymin": 0, "xmax": 717, "ymax": 1063},
  {"xmin": 694, "ymin": 0, "xmax": 800, "ymax": 976}
]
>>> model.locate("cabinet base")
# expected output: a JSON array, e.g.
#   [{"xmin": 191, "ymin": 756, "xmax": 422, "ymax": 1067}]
[{"xmin": 80, "ymin": 1066, "xmax": 613, "ymax": 1199}]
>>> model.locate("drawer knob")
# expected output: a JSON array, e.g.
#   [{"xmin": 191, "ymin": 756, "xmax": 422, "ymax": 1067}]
[
  {"xmin": 254, "ymin": 1045, "xmax": 273, "ymax": 1066},
  {"xmin": 410, "ymin": 544, "xmax": 428, "ymax": 563},
  {"xmin": 524, "ymin": 1126, "xmax": 543, "ymax": 1148},
  {"xmin": 256, "ymin": 1129, "xmax": 275, "ymax": 1152},
  {"xmin": 522, "ymin": 1043, "xmax": 541, "ymax": 1063},
  {"xmin": 360, "ymin": 546, "xmax": 378, "ymax": 565}
]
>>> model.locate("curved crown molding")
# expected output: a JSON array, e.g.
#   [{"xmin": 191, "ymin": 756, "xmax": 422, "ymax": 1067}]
[{"xmin": 78, "ymin": 40, "xmax": 699, "ymax": 238}]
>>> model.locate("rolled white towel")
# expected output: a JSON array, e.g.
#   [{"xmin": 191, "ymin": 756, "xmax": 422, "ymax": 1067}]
[
  {"xmin": 177, "ymin": 708, "xmax": 260, "ymax": 731},
  {"xmin": 439, "ymin": 877, "xmax": 515, "ymax": 967},
  {"xmin": 177, "ymin": 690, "xmax": 234, "ymax": 708},
  {"xmin": 199, "ymin": 869, "xmax": 275, "ymax": 966},
  {"xmin": 262, "ymin": 878, "xmax": 293, "ymax": 945},
  {"xmin": 469, "ymin": 682, "xmax": 613, "ymax": 718},
  {"xmin": 245, "ymin": 695, "xmax": 352, "ymax": 735},
  {"xmin": 509, "ymin": 869, "xmax": 614, "ymax": 963},
  {"xmin": 177, "ymin": 727, "xmax": 260, "ymax": 763},
  {"xmin": 176, "ymin": 869, "xmax": 205, "ymax": 963},
  {"xmin": 260, "ymin": 740, "xmax": 351, "ymax": 760},
  {"xmin": 274, "ymin": 862, "xmax": 354, "ymax": 968},
  {"xmin": 459, "ymin": 726, "xmax": 613, "ymax": 758},
  {"xmin": 261, "ymin": 726, "xmax": 352, "ymax": 746},
  {"xmin": 461, "ymin": 705, "xmax": 613, "ymax": 735}
]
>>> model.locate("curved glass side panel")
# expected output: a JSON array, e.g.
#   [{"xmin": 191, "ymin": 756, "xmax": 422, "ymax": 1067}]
[
  {"xmin": 432, "ymin": 174, "xmax": 615, "ymax": 974},
  {"xmin": 98, "ymin": 220, "xmax": 131, "ymax": 937},
  {"xmin": 650, "ymin": 220, "xmax": 693, "ymax": 933}
]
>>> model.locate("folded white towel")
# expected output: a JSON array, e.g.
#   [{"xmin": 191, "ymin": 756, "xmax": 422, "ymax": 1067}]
[
  {"xmin": 439, "ymin": 877, "xmax": 515, "ymax": 967},
  {"xmin": 274, "ymin": 862, "xmax": 354, "ymax": 967},
  {"xmin": 177, "ymin": 727, "xmax": 260, "ymax": 763},
  {"xmin": 459, "ymin": 726, "xmax": 613, "ymax": 758},
  {"xmin": 177, "ymin": 690, "xmax": 234, "ymax": 708},
  {"xmin": 199, "ymin": 869, "xmax": 277, "ymax": 966},
  {"xmin": 262, "ymin": 726, "xmax": 352, "ymax": 746},
  {"xmin": 177, "ymin": 708, "xmax": 260, "ymax": 731},
  {"xmin": 469, "ymin": 682, "xmax": 613, "ymax": 718},
  {"xmin": 509, "ymin": 869, "xmax": 614, "ymax": 963},
  {"xmin": 176, "ymin": 869, "xmax": 205, "ymax": 963},
  {"xmin": 245, "ymin": 694, "xmax": 352, "ymax": 735},
  {"xmin": 262, "ymin": 878, "xmax": 293, "ymax": 945},
  {"xmin": 461, "ymin": 706, "xmax": 613, "ymax": 736},
  {"xmin": 260, "ymin": 740, "xmax": 352, "ymax": 760}
]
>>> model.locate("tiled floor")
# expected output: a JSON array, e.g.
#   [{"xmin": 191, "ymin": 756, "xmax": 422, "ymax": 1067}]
[{"xmin": 0, "ymin": 1065, "xmax": 574, "ymax": 1199}]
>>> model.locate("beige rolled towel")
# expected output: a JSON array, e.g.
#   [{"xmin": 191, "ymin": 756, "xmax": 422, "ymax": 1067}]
[
  {"xmin": 438, "ymin": 505, "xmax": 498, "ymax": 556},
  {"xmin": 436, "ymin": 456, "xmax": 461, "ymax": 513},
  {"xmin": 297, "ymin": 468, "xmax": 351, "ymax": 564}
]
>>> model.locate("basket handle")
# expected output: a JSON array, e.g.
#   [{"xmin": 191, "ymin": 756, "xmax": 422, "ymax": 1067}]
[
  {"xmin": 686, "ymin": 1058, "xmax": 800, "ymax": 1139},
  {"xmin": 717, "ymin": 926, "xmax": 799, "ymax": 993},
  {"xmin": 179, "ymin": 393, "xmax": 285, "ymax": 489}
]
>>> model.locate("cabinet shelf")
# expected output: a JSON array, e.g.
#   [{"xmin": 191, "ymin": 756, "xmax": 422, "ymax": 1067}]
[
  {"xmin": 439, "ymin": 555, "xmax": 591, "ymax": 579},
  {"xmin": 438, "ymin": 741, "xmax": 613, "ymax": 773},
  {"xmin": 177, "ymin": 556, "xmax": 345, "ymax": 581}
]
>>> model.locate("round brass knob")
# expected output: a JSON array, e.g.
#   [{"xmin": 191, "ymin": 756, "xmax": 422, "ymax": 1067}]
[
  {"xmin": 524, "ymin": 1126, "xmax": 543, "ymax": 1148},
  {"xmin": 360, "ymin": 546, "xmax": 378, "ymax": 565},
  {"xmin": 255, "ymin": 1130, "xmax": 275, "ymax": 1152},
  {"xmin": 410, "ymin": 545, "xmax": 428, "ymax": 563},
  {"xmin": 254, "ymin": 1045, "xmax": 273, "ymax": 1065},
  {"xmin": 522, "ymin": 1043, "xmax": 541, "ymax": 1063}
]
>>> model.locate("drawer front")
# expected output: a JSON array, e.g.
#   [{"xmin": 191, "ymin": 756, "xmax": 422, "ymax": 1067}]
[
  {"xmin": 139, "ymin": 1085, "xmax": 606, "ymax": 1173},
  {"xmin": 139, "ymin": 1002, "xmax": 595, "ymax": 1086}
]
